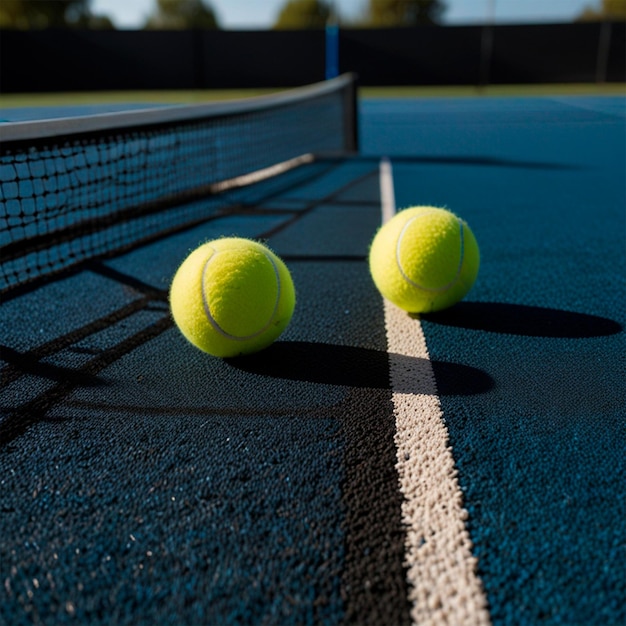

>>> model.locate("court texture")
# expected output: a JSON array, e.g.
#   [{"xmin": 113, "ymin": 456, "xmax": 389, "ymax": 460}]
[{"xmin": 0, "ymin": 75, "xmax": 624, "ymax": 625}]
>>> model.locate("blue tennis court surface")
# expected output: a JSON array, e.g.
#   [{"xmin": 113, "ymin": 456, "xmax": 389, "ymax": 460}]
[
  {"xmin": 363, "ymin": 95, "xmax": 625, "ymax": 625},
  {"xmin": 1, "ymin": 91, "xmax": 624, "ymax": 625}
]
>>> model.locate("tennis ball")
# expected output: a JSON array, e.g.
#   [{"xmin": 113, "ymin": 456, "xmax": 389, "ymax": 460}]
[
  {"xmin": 170, "ymin": 237, "xmax": 295, "ymax": 358},
  {"xmin": 369, "ymin": 206, "xmax": 479, "ymax": 313}
]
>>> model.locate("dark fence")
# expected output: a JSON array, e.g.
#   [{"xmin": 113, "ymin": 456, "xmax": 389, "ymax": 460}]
[{"xmin": 1, "ymin": 22, "xmax": 624, "ymax": 92}]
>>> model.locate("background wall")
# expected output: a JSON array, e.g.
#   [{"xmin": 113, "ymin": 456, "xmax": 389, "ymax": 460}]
[{"xmin": 1, "ymin": 22, "xmax": 624, "ymax": 92}]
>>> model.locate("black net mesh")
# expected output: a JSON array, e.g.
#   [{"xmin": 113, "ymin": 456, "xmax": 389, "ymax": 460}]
[{"xmin": 0, "ymin": 75, "xmax": 357, "ymax": 296}]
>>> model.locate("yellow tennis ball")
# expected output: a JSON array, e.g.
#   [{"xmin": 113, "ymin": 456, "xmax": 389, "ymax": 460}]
[
  {"xmin": 170, "ymin": 237, "xmax": 295, "ymax": 358},
  {"xmin": 369, "ymin": 206, "xmax": 480, "ymax": 313}
]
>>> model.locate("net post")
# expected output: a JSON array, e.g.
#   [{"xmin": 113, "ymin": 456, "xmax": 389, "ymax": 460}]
[{"xmin": 325, "ymin": 8, "xmax": 339, "ymax": 80}]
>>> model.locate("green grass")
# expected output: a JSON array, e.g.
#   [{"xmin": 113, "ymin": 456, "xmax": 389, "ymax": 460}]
[
  {"xmin": 0, "ymin": 83, "xmax": 624, "ymax": 109},
  {"xmin": 0, "ymin": 89, "xmax": 286, "ymax": 108}
]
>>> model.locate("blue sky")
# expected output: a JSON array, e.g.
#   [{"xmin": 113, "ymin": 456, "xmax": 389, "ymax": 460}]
[{"xmin": 91, "ymin": 0, "xmax": 598, "ymax": 29}]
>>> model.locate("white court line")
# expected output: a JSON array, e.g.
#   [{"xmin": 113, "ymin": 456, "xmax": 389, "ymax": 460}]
[{"xmin": 379, "ymin": 157, "xmax": 491, "ymax": 626}]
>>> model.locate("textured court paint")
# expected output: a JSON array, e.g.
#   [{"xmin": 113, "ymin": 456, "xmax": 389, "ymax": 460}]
[
  {"xmin": 269, "ymin": 169, "xmax": 413, "ymax": 624},
  {"xmin": 0, "ymin": 159, "xmax": 414, "ymax": 625},
  {"xmin": 386, "ymin": 303, "xmax": 491, "ymax": 626},
  {"xmin": 376, "ymin": 97, "xmax": 626, "ymax": 625},
  {"xmin": 380, "ymin": 160, "xmax": 490, "ymax": 625}
]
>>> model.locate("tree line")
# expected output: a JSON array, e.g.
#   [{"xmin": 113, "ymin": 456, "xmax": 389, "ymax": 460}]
[{"xmin": 1, "ymin": 0, "xmax": 624, "ymax": 30}]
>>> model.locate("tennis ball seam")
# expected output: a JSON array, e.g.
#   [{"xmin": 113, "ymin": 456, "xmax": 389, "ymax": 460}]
[
  {"xmin": 396, "ymin": 214, "xmax": 465, "ymax": 293},
  {"xmin": 200, "ymin": 246, "xmax": 281, "ymax": 341},
  {"xmin": 368, "ymin": 206, "xmax": 479, "ymax": 314}
]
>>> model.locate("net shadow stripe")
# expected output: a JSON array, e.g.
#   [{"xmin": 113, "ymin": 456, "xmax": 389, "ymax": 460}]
[
  {"xmin": 0, "ymin": 345, "xmax": 106, "ymax": 388},
  {"xmin": 53, "ymin": 398, "xmax": 327, "ymax": 418},
  {"xmin": 0, "ymin": 315, "xmax": 173, "ymax": 446},
  {"xmin": 250, "ymin": 198, "xmax": 382, "ymax": 209},
  {"xmin": 86, "ymin": 260, "xmax": 168, "ymax": 298},
  {"xmin": 258, "ymin": 167, "xmax": 380, "ymax": 240},
  {"xmin": 1, "ymin": 231, "xmax": 187, "ymax": 304},
  {"xmin": 211, "ymin": 158, "xmax": 351, "ymax": 218},
  {"xmin": 0, "ymin": 295, "xmax": 164, "ymax": 388},
  {"xmin": 354, "ymin": 154, "xmax": 581, "ymax": 171},
  {"xmin": 220, "ymin": 158, "xmax": 344, "ymax": 208}
]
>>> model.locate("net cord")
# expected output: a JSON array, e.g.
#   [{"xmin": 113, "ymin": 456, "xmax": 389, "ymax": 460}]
[{"xmin": 0, "ymin": 74, "xmax": 358, "ymax": 146}]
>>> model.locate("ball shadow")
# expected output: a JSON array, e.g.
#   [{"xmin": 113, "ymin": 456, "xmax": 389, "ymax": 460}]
[
  {"xmin": 227, "ymin": 341, "xmax": 494, "ymax": 396},
  {"xmin": 421, "ymin": 301, "xmax": 622, "ymax": 338}
]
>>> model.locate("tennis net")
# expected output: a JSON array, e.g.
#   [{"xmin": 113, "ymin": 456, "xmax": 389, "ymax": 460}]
[{"xmin": 0, "ymin": 73, "xmax": 358, "ymax": 298}]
